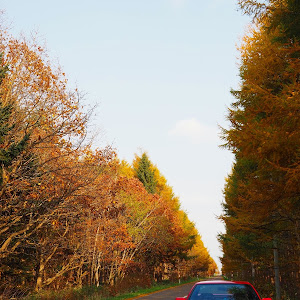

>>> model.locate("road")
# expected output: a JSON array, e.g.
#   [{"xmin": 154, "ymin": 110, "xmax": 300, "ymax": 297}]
[
  {"xmin": 129, "ymin": 281, "xmax": 195, "ymax": 300},
  {"xmin": 129, "ymin": 277, "xmax": 223, "ymax": 300}
]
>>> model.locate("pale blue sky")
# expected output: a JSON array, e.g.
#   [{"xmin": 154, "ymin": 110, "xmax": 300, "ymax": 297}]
[{"xmin": 1, "ymin": 0, "xmax": 250, "ymax": 269}]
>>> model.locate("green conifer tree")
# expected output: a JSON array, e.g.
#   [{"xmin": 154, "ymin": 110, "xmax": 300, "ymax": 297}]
[{"xmin": 135, "ymin": 153, "xmax": 157, "ymax": 194}]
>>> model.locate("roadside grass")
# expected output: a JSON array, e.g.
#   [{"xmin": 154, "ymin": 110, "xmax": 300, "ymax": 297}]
[{"xmin": 25, "ymin": 277, "xmax": 202, "ymax": 300}]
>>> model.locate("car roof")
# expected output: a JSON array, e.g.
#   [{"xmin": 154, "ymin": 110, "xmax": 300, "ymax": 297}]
[{"xmin": 194, "ymin": 280, "xmax": 252, "ymax": 285}]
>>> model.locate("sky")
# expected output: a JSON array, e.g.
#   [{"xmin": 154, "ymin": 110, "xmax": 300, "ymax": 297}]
[{"xmin": 1, "ymin": 0, "xmax": 250, "ymax": 270}]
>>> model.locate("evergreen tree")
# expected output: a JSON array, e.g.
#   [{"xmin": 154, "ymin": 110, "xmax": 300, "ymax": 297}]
[
  {"xmin": 268, "ymin": 0, "xmax": 300, "ymax": 44},
  {"xmin": 134, "ymin": 153, "xmax": 157, "ymax": 194}
]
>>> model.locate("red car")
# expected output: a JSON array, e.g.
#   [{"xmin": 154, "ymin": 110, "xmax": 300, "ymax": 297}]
[{"xmin": 175, "ymin": 280, "xmax": 272, "ymax": 300}]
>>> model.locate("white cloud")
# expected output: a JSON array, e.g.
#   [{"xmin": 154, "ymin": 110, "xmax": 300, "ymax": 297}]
[{"xmin": 168, "ymin": 118, "xmax": 218, "ymax": 144}]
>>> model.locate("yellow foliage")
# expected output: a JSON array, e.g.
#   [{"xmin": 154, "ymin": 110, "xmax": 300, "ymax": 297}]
[{"xmin": 118, "ymin": 159, "xmax": 134, "ymax": 178}]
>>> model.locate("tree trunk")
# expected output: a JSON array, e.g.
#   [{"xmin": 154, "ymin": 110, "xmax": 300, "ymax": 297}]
[
  {"xmin": 251, "ymin": 258, "xmax": 255, "ymax": 278},
  {"xmin": 35, "ymin": 257, "xmax": 45, "ymax": 291},
  {"xmin": 273, "ymin": 238, "xmax": 281, "ymax": 300}
]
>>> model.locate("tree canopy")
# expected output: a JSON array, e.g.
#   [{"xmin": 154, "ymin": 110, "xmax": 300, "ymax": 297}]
[{"xmin": 220, "ymin": 1, "xmax": 299, "ymax": 298}]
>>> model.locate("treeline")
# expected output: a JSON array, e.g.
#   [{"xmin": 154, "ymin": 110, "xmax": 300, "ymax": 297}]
[
  {"xmin": 219, "ymin": 1, "xmax": 299, "ymax": 299},
  {"xmin": 0, "ymin": 27, "xmax": 217, "ymax": 298}
]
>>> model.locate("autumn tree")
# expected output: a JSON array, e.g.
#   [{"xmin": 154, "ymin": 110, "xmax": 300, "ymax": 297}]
[
  {"xmin": 0, "ymin": 29, "xmax": 114, "ymax": 295},
  {"xmin": 180, "ymin": 235, "xmax": 213, "ymax": 278},
  {"xmin": 0, "ymin": 54, "xmax": 39, "ymax": 293},
  {"xmin": 132, "ymin": 153, "xmax": 214, "ymax": 281},
  {"xmin": 220, "ymin": 0, "xmax": 300, "ymax": 298}
]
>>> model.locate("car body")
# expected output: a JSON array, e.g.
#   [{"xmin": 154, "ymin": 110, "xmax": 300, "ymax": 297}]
[{"xmin": 175, "ymin": 280, "xmax": 272, "ymax": 300}]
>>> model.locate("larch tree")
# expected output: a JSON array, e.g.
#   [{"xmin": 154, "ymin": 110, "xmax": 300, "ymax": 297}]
[{"xmin": 220, "ymin": 0, "xmax": 299, "ymax": 298}]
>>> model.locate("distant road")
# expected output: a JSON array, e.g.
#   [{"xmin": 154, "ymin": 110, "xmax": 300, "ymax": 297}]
[
  {"xmin": 129, "ymin": 281, "xmax": 195, "ymax": 300},
  {"xmin": 129, "ymin": 277, "xmax": 223, "ymax": 300}
]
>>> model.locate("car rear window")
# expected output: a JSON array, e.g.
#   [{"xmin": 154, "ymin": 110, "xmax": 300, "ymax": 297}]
[{"xmin": 189, "ymin": 283, "xmax": 260, "ymax": 300}]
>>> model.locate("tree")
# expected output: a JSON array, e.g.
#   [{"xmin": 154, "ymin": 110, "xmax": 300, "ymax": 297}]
[
  {"xmin": 0, "ymin": 30, "xmax": 114, "ymax": 295},
  {"xmin": 0, "ymin": 54, "xmax": 39, "ymax": 293},
  {"xmin": 134, "ymin": 153, "xmax": 157, "ymax": 194},
  {"xmin": 0, "ymin": 57, "xmax": 31, "ymax": 186},
  {"xmin": 220, "ymin": 1, "xmax": 300, "ymax": 298},
  {"xmin": 132, "ymin": 153, "xmax": 212, "ymax": 281}
]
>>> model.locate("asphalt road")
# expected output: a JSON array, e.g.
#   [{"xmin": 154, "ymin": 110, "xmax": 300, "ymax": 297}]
[
  {"xmin": 129, "ymin": 281, "xmax": 196, "ymax": 300},
  {"xmin": 129, "ymin": 277, "xmax": 223, "ymax": 300}
]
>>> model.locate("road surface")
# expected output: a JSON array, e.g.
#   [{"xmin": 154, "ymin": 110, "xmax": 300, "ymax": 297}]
[
  {"xmin": 129, "ymin": 277, "xmax": 223, "ymax": 300},
  {"xmin": 129, "ymin": 281, "xmax": 195, "ymax": 299}
]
